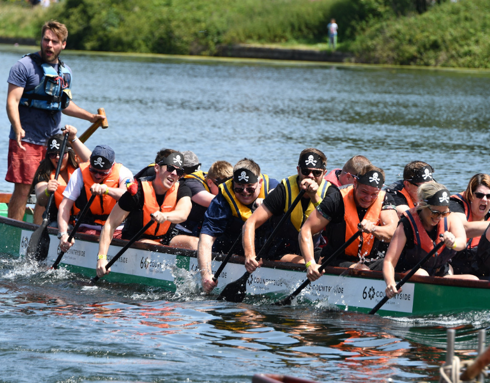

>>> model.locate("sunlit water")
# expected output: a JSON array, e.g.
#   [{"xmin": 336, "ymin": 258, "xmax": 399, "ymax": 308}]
[{"xmin": 1, "ymin": 46, "xmax": 490, "ymax": 382}]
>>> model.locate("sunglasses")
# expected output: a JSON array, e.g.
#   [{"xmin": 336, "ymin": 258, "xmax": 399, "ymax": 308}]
[
  {"xmin": 428, "ymin": 208, "xmax": 450, "ymax": 218},
  {"xmin": 300, "ymin": 168, "xmax": 323, "ymax": 177},
  {"xmin": 89, "ymin": 167, "xmax": 112, "ymax": 176},
  {"xmin": 234, "ymin": 186, "xmax": 257, "ymax": 195},
  {"xmin": 474, "ymin": 192, "xmax": 490, "ymax": 200},
  {"xmin": 212, "ymin": 178, "xmax": 227, "ymax": 187},
  {"xmin": 408, "ymin": 180, "xmax": 423, "ymax": 187},
  {"xmin": 48, "ymin": 152, "xmax": 68, "ymax": 159},
  {"xmin": 166, "ymin": 164, "xmax": 184, "ymax": 177}
]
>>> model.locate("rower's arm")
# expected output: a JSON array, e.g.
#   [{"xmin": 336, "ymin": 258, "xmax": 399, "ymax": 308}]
[
  {"xmin": 57, "ymin": 197, "xmax": 75, "ymax": 235},
  {"xmin": 152, "ymin": 196, "xmax": 192, "ymax": 225},
  {"xmin": 383, "ymin": 224, "xmax": 407, "ymax": 298},
  {"xmin": 453, "ymin": 211, "xmax": 488, "ymax": 239},
  {"xmin": 299, "ymin": 208, "xmax": 329, "ymax": 281},
  {"xmin": 96, "ymin": 204, "xmax": 129, "ymax": 277},
  {"xmin": 395, "ymin": 204, "xmax": 409, "ymax": 219},
  {"xmin": 243, "ymin": 204, "xmax": 273, "ymax": 261},
  {"xmin": 197, "ymin": 233, "xmax": 218, "ymax": 293},
  {"xmin": 373, "ymin": 209, "xmax": 399, "ymax": 243},
  {"xmin": 191, "ymin": 190, "xmax": 215, "ymax": 208},
  {"xmin": 64, "ymin": 125, "xmax": 91, "ymax": 162}
]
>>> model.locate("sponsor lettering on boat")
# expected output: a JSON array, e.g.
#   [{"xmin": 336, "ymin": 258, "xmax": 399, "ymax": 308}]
[
  {"xmin": 361, "ymin": 285, "xmax": 412, "ymax": 302},
  {"xmin": 139, "ymin": 256, "xmax": 169, "ymax": 270},
  {"xmin": 307, "ymin": 284, "xmax": 344, "ymax": 294}
]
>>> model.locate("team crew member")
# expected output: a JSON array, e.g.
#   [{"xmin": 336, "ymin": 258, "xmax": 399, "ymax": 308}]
[
  {"xmin": 31, "ymin": 125, "xmax": 91, "ymax": 225},
  {"xmin": 5, "ymin": 20, "xmax": 104, "ymax": 221},
  {"xmin": 95, "ymin": 149, "xmax": 192, "ymax": 278},
  {"xmin": 242, "ymin": 149, "xmax": 330, "ymax": 273},
  {"xmin": 385, "ymin": 161, "xmax": 435, "ymax": 218},
  {"xmin": 383, "ymin": 183, "xmax": 478, "ymax": 299},
  {"xmin": 58, "ymin": 145, "xmax": 133, "ymax": 252},
  {"xmin": 449, "ymin": 174, "xmax": 490, "ymax": 278},
  {"xmin": 170, "ymin": 160, "xmax": 233, "ymax": 246},
  {"xmin": 198, "ymin": 158, "xmax": 279, "ymax": 293},
  {"xmin": 300, "ymin": 164, "xmax": 398, "ymax": 282},
  {"xmin": 324, "ymin": 155, "xmax": 371, "ymax": 187}
]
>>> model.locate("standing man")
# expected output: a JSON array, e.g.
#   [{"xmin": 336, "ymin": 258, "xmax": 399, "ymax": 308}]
[
  {"xmin": 6, "ymin": 20, "xmax": 104, "ymax": 221},
  {"xmin": 327, "ymin": 18, "xmax": 338, "ymax": 50},
  {"xmin": 300, "ymin": 164, "xmax": 398, "ymax": 282},
  {"xmin": 242, "ymin": 149, "xmax": 331, "ymax": 272}
]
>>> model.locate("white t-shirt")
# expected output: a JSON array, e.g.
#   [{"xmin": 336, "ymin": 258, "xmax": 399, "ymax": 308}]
[
  {"xmin": 329, "ymin": 23, "xmax": 338, "ymax": 35},
  {"xmin": 63, "ymin": 165, "xmax": 133, "ymax": 201}
]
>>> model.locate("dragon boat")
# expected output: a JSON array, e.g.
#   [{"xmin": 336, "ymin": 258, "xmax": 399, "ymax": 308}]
[{"xmin": 0, "ymin": 213, "xmax": 489, "ymax": 317}]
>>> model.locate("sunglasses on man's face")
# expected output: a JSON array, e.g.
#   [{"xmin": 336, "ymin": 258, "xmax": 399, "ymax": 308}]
[
  {"xmin": 300, "ymin": 168, "xmax": 323, "ymax": 177},
  {"xmin": 428, "ymin": 207, "xmax": 451, "ymax": 218},
  {"xmin": 234, "ymin": 186, "xmax": 257, "ymax": 195},
  {"xmin": 212, "ymin": 178, "xmax": 226, "ymax": 187},
  {"xmin": 89, "ymin": 167, "xmax": 111, "ymax": 176},
  {"xmin": 48, "ymin": 152, "xmax": 68, "ymax": 160},
  {"xmin": 474, "ymin": 192, "xmax": 490, "ymax": 200},
  {"xmin": 166, "ymin": 164, "xmax": 184, "ymax": 177}
]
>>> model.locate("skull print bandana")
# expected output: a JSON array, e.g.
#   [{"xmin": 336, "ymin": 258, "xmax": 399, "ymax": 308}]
[
  {"xmin": 298, "ymin": 152, "xmax": 325, "ymax": 169},
  {"xmin": 46, "ymin": 136, "xmax": 64, "ymax": 154},
  {"xmin": 425, "ymin": 189, "xmax": 451, "ymax": 206},
  {"xmin": 357, "ymin": 170, "xmax": 384, "ymax": 188},
  {"xmin": 158, "ymin": 152, "xmax": 185, "ymax": 168},
  {"xmin": 233, "ymin": 168, "xmax": 258, "ymax": 184},
  {"xmin": 411, "ymin": 166, "xmax": 434, "ymax": 183}
]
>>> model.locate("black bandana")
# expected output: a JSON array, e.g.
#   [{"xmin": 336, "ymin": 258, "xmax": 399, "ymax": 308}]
[
  {"xmin": 233, "ymin": 168, "xmax": 258, "ymax": 184},
  {"xmin": 425, "ymin": 189, "xmax": 450, "ymax": 206},
  {"xmin": 298, "ymin": 152, "xmax": 325, "ymax": 169},
  {"xmin": 411, "ymin": 166, "xmax": 434, "ymax": 183},
  {"xmin": 158, "ymin": 152, "xmax": 184, "ymax": 168},
  {"xmin": 46, "ymin": 136, "xmax": 64, "ymax": 154},
  {"xmin": 357, "ymin": 170, "xmax": 384, "ymax": 188}
]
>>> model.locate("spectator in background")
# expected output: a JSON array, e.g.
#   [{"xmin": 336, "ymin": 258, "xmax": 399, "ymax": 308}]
[{"xmin": 327, "ymin": 19, "xmax": 338, "ymax": 50}]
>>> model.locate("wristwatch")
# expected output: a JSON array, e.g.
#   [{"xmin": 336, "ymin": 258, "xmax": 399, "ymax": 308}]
[{"xmin": 57, "ymin": 231, "xmax": 68, "ymax": 239}]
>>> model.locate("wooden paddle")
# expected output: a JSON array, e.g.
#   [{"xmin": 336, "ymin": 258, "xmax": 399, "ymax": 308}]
[
  {"xmin": 217, "ymin": 189, "xmax": 307, "ymax": 302},
  {"xmin": 274, "ymin": 227, "xmax": 363, "ymax": 306},
  {"xmin": 212, "ymin": 233, "xmax": 242, "ymax": 282},
  {"xmin": 369, "ymin": 236, "xmax": 445, "ymax": 315},
  {"xmin": 79, "ymin": 108, "xmax": 109, "ymax": 143},
  {"xmin": 51, "ymin": 194, "xmax": 97, "ymax": 269},
  {"xmin": 25, "ymin": 131, "xmax": 69, "ymax": 262},
  {"xmin": 91, "ymin": 217, "xmax": 156, "ymax": 284}
]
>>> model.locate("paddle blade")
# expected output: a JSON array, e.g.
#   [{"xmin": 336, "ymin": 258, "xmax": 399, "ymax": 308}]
[
  {"xmin": 217, "ymin": 272, "xmax": 250, "ymax": 302},
  {"xmin": 273, "ymin": 295, "xmax": 294, "ymax": 306},
  {"xmin": 25, "ymin": 221, "xmax": 50, "ymax": 262}
]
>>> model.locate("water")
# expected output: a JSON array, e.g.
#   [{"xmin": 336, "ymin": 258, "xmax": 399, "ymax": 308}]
[{"xmin": 1, "ymin": 45, "xmax": 490, "ymax": 382}]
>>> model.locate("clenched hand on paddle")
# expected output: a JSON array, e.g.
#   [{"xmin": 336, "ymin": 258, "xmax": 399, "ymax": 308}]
[{"xmin": 26, "ymin": 129, "xmax": 69, "ymax": 262}]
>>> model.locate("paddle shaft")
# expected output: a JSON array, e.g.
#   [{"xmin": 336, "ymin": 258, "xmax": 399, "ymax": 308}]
[
  {"xmin": 51, "ymin": 194, "xmax": 97, "ymax": 269},
  {"xmin": 217, "ymin": 189, "xmax": 306, "ymax": 302},
  {"xmin": 79, "ymin": 108, "xmax": 108, "ymax": 143},
  {"xmin": 369, "ymin": 239, "xmax": 445, "ymax": 315},
  {"xmin": 91, "ymin": 218, "xmax": 156, "ymax": 284},
  {"xmin": 212, "ymin": 233, "xmax": 242, "ymax": 282},
  {"xmin": 44, "ymin": 131, "xmax": 70, "ymax": 221},
  {"xmin": 275, "ymin": 228, "xmax": 362, "ymax": 305}
]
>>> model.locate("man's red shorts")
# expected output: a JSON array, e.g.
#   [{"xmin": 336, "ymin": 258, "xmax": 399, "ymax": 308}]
[{"xmin": 5, "ymin": 139, "xmax": 46, "ymax": 185}]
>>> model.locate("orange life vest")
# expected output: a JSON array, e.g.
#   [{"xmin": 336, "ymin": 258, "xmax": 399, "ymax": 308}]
[
  {"xmin": 50, "ymin": 164, "xmax": 77, "ymax": 211},
  {"xmin": 340, "ymin": 185, "xmax": 385, "ymax": 258},
  {"xmin": 79, "ymin": 161, "xmax": 122, "ymax": 225},
  {"xmin": 141, "ymin": 179, "xmax": 179, "ymax": 238},
  {"xmin": 399, "ymin": 186, "xmax": 415, "ymax": 209}
]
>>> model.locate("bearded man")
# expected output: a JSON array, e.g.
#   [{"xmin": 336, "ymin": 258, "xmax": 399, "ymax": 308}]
[{"xmin": 6, "ymin": 20, "xmax": 104, "ymax": 221}]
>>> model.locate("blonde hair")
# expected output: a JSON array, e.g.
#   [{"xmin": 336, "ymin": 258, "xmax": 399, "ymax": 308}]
[
  {"xmin": 207, "ymin": 161, "xmax": 233, "ymax": 181},
  {"xmin": 416, "ymin": 182, "xmax": 448, "ymax": 210}
]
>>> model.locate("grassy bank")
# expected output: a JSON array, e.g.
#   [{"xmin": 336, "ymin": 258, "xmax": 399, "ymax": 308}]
[
  {"xmin": 0, "ymin": 0, "xmax": 489, "ymax": 68},
  {"xmin": 352, "ymin": 0, "xmax": 490, "ymax": 68}
]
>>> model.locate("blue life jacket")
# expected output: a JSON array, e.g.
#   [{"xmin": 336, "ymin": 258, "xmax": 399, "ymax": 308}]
[{"xmin": 20, "ymin": 53, "xmax": 72, "ymax": 111}]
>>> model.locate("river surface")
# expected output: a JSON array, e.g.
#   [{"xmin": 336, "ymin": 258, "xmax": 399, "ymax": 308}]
[{"xmin": 1, "ymin": 45, "xmax": 490, "ymax": 382}]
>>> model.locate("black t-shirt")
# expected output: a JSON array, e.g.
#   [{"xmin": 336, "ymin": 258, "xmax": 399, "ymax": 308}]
[
  {"xmin": 180, "ymin": 178, "xmax": 209, "ymax": 233},
  {"xmin": 263, "ymin": 182, "xmax": 327, "ymax": 216},
  {"xmin": 384, "ymin": 180, "xmax": 409, "ymax": 207},
  {"xmin": 317, "ymin": 186, "xmax": 396, "ymax": 259},
  {"xmin": 118, "ymin": 177, "xmax": 192, "ymax": 212},
  {"xmin": 399, "ymin": 212, "xmax": 439, "ymax": 250}
]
